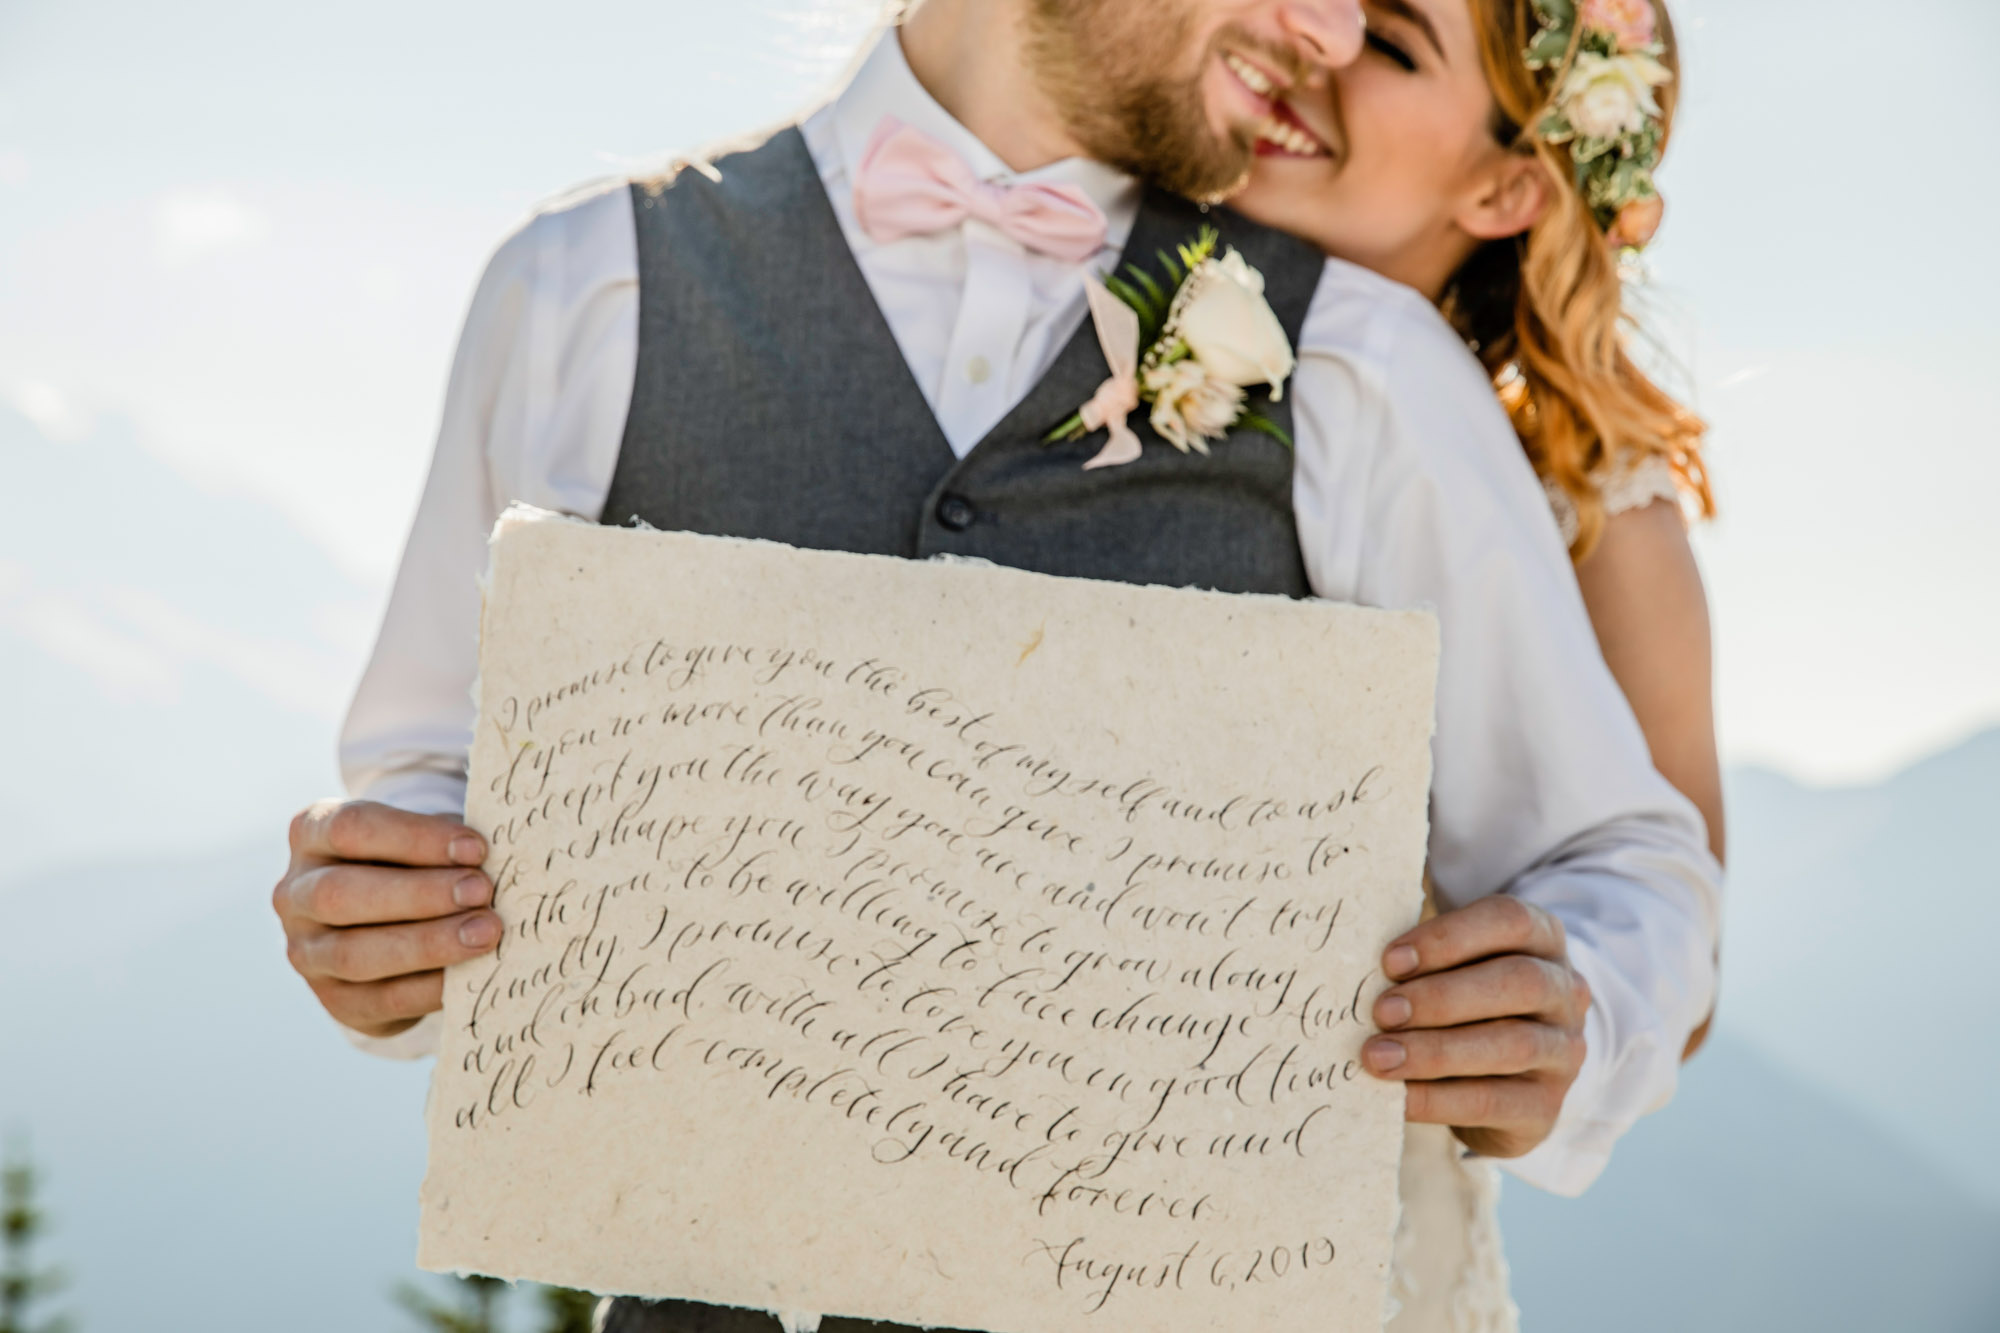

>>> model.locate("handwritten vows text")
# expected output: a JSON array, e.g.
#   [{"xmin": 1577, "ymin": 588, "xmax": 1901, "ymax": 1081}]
[{"xmin": 419, "ymin": 510, "xmax": 1438, "ymax": 1333}]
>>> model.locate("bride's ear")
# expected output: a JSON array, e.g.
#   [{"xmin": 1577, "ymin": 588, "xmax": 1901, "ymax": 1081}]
[{"xmin": 1456, "ymin": 153, "xmax": 1555, "ymax": 243}]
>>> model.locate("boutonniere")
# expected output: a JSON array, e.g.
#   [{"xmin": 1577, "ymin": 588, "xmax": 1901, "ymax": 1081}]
[{"xmin": 1046, "ymin": 228, "xmax": 1297, "ymax": 471}]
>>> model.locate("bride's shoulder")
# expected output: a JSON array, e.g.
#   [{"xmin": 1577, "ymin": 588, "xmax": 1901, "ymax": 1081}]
[{"xmin": 1546, "ymin": 449, "xmax": 1686, "ymax": 546}]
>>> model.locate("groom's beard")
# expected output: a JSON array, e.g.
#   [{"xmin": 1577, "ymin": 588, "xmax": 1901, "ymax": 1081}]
[{"xmin": 1025, "ymin": 1, "xmax": 1267, "ymax": 201}]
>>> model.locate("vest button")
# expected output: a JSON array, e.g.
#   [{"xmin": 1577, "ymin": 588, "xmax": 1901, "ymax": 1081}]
[{"xmin": 935, "ymin": 494, "xmax": 977, "ymax": 532}]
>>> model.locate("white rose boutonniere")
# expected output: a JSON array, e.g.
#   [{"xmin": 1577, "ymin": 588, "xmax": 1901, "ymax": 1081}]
[
  {"xmin": 1046, "ymin": 228, "xmax": 1296, "ymax": 471},
  {"xmin": 1176, "ymin": 248, "xmax": 1296, "ymax": 398}
]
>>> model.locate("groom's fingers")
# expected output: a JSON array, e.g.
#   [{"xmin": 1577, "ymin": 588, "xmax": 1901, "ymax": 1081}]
[
  {"xmin": 1382, "ymin": 896, "xmax": 1566, "ymax": 982},
  {"xmin": 281, "ymin": 862, "xmax": 492, "ymax": 929},
  {"xmin": 289, "ymin": 798, "xmax": 487, "ymax": 870},
  {"xmin": 1366, "ymin": 901, "xmax": 1591, "ymax": 1159},
  {"xmin": 312, "ymin": 972, "xmax": 448, "ymax": 1037},
  {"xmin": 1363, "ymin": 1018, "xmax": 1584, "ymax": 1083},
  {"xmin": 289, "ymin": 912, "xmax": 501, "ymax": 987},
  {"xmin": 1403, "ymin": 1077, "xmax": 1569, "ymax": 1150},
  {"xmin": 1373, "ymin": 953, "xmax": 1590, "ymax": 1033}
]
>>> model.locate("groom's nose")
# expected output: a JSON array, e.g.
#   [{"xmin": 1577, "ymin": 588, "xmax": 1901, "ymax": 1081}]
[{"xmin": 1277, "ymin": 0, "xmax": 1367, "ymax": 70}]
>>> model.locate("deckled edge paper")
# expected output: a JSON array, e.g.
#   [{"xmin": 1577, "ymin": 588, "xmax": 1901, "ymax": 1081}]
[{"xmin": 421, "ymin": 506, "xmax": 1438, "ymax": 1333}]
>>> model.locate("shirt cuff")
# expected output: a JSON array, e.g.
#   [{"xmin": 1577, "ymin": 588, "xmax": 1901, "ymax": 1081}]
[
  {"xmin": 1497, "ymin": 1005, "xmax": 1619, "ymax": 1196},
  {"xmin": 1497, "ymin": 935, "xmax": 1676, "ymax": 1198},
  {"xmin": 358, "ymin": 770, "xmax": 469, "ymax": 819},
  {"xmin": 341, "ymin": 1010, "xmax": 443, "ymax": 1061}
]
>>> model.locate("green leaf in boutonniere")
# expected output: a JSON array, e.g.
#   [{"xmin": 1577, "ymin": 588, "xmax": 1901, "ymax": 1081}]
[
  {"xmin": 1123, "ymin": 263, "xmax": 1167, "ymax": 314},
  {"xmin": 1043, "ymin": 410, "xmax": 1089, "ymax": 445},
  {"xmin": 1237, "ymin": 411, "xmax": 1294, "ymax": 451}
]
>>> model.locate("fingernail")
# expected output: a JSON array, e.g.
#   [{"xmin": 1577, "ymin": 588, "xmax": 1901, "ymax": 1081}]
[
  {"xmin": 1385, "ymin": 945, "xmax": 1419, "ymax": 979},
  {"xmin": 449, "ymin": 835, "xmax": 486, "ymax": 866},
  {"xmin": 459, "ymin": 914, "xmax": 500, "ymax": 949},
  {"xmin": 1377, "ymin": 994, "xmax": 1413, "ymax": 1029},
  {"xmin": 1366, "ymin": 1039, "xmax": 1407, "ymax": 1073},
  {"xmin": 452, "ymin": 875, "xmax": 490, "ymax": 908}
]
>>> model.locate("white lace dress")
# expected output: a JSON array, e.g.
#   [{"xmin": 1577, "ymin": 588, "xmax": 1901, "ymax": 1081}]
[
  {"xmin": 1381, "ymin": 452, "xmax": 1684, "ymax": 1333},
  {"xmin": 1543, "ymin": 452, "xmax": 1684, "ymax": 548}
]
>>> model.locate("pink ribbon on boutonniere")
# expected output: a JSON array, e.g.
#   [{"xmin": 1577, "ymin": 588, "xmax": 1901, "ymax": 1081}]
[{"xmin": 1078, "ymin": 275, "xmax": 1143, "ymax": 471}]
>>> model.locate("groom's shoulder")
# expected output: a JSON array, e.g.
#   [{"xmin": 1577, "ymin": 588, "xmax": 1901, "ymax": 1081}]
[
  {"xmin": 485, "ymin": 123, "xmax": 808, "ymax": 275},
  {"xmin": 1298, "ymin": 257, "xmax": 1474, "ymax": 389},
  {"xmin": 1300, "ymin": 257, "xmax": 1547, "ymax": 506},
  {"xmin": 478, "ymin": 175, "xmax": 636, "ymax": 291}
]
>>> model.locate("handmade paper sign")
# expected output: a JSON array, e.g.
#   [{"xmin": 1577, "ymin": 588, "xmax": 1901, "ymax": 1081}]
[{"xmin": 420, "ymin": 508, "xmax": 1438, "ymax": 1332}]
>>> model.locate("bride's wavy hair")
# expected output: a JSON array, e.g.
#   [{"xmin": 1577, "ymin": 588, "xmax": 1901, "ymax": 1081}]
[{"xmin": 1443, "ymin": 0, "xmax": 1714, "ymax": 559}]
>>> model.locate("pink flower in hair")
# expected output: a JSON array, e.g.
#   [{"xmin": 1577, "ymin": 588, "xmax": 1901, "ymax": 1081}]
[
  {"xmin": 1580, "ymin": 0, "xmax": 1658, "ymax": 51},
  {"xmin": 1609, "ymin": 195, "xmax": 1666, "ymax": 250}
]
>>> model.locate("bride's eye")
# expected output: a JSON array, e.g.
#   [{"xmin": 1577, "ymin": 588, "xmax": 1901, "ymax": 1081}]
[{"xmin": 1364, "ymin": 30, "xmax": 1418, "ymax": 72}]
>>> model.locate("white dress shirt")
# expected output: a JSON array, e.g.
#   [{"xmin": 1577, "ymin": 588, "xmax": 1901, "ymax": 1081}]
[{"xmin": 339, "ymin": 30, "xmax": 1720, "ymax": 1198}]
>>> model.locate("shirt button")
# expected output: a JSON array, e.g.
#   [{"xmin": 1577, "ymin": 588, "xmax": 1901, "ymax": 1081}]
[
  {"xmin": 935, "ymin": 494, "xmax": 977, "ymax": 532},
  {"xmin": 966, "ymin": 355, "xmax": 992, "ymax": 386}
]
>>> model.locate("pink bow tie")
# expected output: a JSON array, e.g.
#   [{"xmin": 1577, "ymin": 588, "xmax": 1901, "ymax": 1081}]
[{"xmin": 853, "ymin": 116, "xmax": 1109, "ymax": 264}]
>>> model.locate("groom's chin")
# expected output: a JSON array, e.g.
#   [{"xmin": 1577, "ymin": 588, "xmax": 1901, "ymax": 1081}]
[{"xmin": 1164, "ymin": 130, "xmax": 1258, "ymax": 205}]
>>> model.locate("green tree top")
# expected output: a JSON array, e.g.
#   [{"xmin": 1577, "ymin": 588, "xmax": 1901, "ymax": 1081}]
[{"xmin": 1, "ymin": 1141, "xmax": 73, "ymax": 1333}]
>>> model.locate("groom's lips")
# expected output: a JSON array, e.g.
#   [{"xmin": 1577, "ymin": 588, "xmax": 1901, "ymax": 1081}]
[
  {"xmin": 1254, "ymin": 100, "xmax": 1333, "ymax": 159},
  {"xmin": 1223, "ymin": 50, "xmax": 1330, "ymax": 159},
  {"xmin": 1221, "ymin": 50, "xmax": 1289, "ymax": 118}
]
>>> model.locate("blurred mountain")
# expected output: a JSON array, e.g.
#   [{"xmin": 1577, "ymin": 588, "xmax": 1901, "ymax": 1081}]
[
  {"xmin": 0, "ymin": 406, "xmax": 373, "ymax": 881},
  {"xmin": 1716, "ymin": 731, "xmax": 2000, "ymax": 1208},
  {"xmin": 0, "ymin": 843, "xmax": 434, "ymax": 1331},
  {"xmin": 1503, "ymin": 1034, "xmax": 2000, "ymax": 1332}
]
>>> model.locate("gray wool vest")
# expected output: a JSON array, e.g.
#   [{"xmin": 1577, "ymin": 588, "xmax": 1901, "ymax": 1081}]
[
  {"xmin": 596, "ymin": 127, "xmax": 1329, "ymax": 1333},
  {"xmin": 600, "ymin": 126, "xmax": 1326, "ymax": 597}
]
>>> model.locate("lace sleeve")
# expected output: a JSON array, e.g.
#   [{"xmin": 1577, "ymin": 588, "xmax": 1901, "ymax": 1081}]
[{"xmin": 1544, "ymin": 452, "xmax": 1685, "ymax": 547}]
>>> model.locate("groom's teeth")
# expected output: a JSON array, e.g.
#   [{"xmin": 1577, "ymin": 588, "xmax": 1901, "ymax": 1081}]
[
  {"xmin": 1257, "ymin": 116, "xmax": 1325, "ymax": 157},
  {"xmin": 1226, "ymin": 53, "xmax": 1276, "ymax": 96}
]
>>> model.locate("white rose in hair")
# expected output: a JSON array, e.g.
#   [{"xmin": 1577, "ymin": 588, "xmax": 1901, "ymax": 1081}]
[
  {"xmin": 1174, "ymin": 248, "xmax": 1296, "ymax": 399},
  {"xmin": 1559, "ymin": 51, "xmax": 1670, "ymax": 140}
]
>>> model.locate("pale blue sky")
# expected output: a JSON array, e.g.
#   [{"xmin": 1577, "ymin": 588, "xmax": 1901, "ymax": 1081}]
[{"xmin": 2, "ymin": 0, "xmax": 1994, "ymax": 785}]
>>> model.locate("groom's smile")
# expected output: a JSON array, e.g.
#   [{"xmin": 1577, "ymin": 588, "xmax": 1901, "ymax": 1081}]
[
  {"xmin": 1210, "ymin": 42, "xmax": 1298, "ymax": 128},
  {"xmin": 1214, "ymin": 28, "xmax": 1341, "ymax": 159},
  {"xmin": 1020, "ymin": 0, "xmax": 1359, "ymax": 199},
  {"xmin": 1218, "ymin": 51, "xmax": 1333, "ymax": 160}
]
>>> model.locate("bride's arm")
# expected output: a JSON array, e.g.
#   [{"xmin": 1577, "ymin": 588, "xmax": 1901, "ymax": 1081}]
[
  {"xmin": 1572, "ymin": 499, "xmax": 1725, "ymax": 865},
  {"xmin": 1573, "ymin": 498, "xmax": 1723, "ymax": 1056}
]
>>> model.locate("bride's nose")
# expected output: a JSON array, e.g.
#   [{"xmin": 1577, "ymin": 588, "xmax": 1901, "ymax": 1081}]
[{"xmin": 1279, "ymin": 0, "xmax": 1368, "ymax": 71}]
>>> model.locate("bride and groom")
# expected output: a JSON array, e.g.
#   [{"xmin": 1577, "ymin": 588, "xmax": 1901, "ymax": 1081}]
[{"xmin": 273, "ymin": 0, "xmax": 1723, "ymax": 1326}]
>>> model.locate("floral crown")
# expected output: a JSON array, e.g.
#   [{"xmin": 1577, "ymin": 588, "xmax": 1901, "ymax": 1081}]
[{"xmin": 1524, "ymin": 0, "xmax": 1673, "ymax": 251}]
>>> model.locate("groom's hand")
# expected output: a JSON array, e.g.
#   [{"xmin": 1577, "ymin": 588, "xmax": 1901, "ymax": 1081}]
[
  {"xmin": 273, "ymin": 800, "xmax": 501, "ymax": 1039},
  {"xmin": 1362, "ymin": 897, "xmax": 1591, "ymax": 1158}
]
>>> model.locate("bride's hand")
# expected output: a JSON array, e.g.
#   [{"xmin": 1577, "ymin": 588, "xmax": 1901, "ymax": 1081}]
[{"xmin": 1361, "ymin": 896, "xmax": 1591, "ymax": 1158}]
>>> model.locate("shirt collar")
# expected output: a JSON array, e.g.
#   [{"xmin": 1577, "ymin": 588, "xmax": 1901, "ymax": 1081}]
[{"xmin": 828, "ymin": 28, "xmax": 1140, "ymax": 252}]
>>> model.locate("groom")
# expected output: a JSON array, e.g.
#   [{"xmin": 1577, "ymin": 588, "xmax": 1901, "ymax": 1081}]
[{"xmin": 274, "ymin": 0, "xmax": 1719, "ymax": 1324}]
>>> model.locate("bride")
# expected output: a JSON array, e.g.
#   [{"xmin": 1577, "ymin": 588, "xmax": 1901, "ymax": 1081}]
[{"xmin": 1228, "ymin": 0, "xmax": 1722, "ymax": 1324}]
